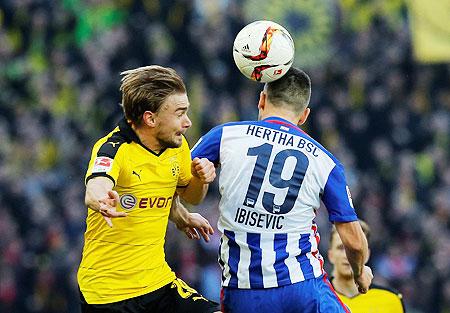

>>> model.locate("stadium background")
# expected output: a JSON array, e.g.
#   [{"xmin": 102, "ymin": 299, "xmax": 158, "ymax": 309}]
[{"xmin": 0, "ymin": 0, "xmax": 449, "ymax": 312}]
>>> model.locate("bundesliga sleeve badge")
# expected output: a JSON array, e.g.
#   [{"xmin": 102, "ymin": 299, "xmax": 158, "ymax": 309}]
[{"xmin": 92, "ymin": 156, "xmax": 113, "ymax": 173}]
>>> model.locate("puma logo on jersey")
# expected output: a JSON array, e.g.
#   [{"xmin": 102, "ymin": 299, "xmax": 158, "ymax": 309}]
[
  {"xmin": 108, "ymin": 141, "xmax": 120, "ymax": 148},
  {"xmin": 132, "ymin": 170, "xmax": 142, "ymax": 181}
]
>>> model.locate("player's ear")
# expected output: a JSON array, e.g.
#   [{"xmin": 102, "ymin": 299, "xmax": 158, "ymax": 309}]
[
  {"xmin": 142, "ymin": 111, "xmax": 157, "ymax": 128},
  {"xmin": 258, "ymin": 90, "xmax": 266, "ymax": 111},
  {"xmin": 297, "ymin": 107, "xmax": 310, "ymax": 126}
]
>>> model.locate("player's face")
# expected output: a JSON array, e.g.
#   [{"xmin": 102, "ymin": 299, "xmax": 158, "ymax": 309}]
[
  {"xmin": 328, "ymin": 232, "xmax": 353, "ymax": 279},
  {"xmin": 154, "ymin": 93, "xmax": 192, "ymax": 148}
]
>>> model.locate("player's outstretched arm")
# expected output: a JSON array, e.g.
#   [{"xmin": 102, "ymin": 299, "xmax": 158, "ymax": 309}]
[
  {"xmin": 178, "ymin": 157, "xmax": 216, "ymax": 205},
  {"xmin": 85, "ymin": 177, "xmax": 127, "ymax": 227},
  {"xmin": 335, "ymin": 221, "xmax": 373, "ymax": 293},
  {"xmin": 169, "ymin": 195, "xmax": 214, "ymax": 242}
]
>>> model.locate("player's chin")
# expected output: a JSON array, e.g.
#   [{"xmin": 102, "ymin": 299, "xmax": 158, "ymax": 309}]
[{"xmin": 169, "ymin": 134, "xmax": 183, "ymax": 148}]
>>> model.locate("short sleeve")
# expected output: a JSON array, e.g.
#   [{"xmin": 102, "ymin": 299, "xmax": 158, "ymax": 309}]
[
  {"xmin": 190, "ymin": 125, "xmax": 223, "ymax": 164},
  {"xmin": 321, "ymin": 163, "xmax": 358, "ymax": 223},
  {"xmin": 85, "ymin": 135, "xmax": 126, "ymax": 186},
  {"xmin": 177, "ymin": 136, "xmax": 193, "ymax": 188}
]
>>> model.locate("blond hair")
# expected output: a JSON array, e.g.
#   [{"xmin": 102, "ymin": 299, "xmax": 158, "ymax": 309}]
[{"xmin": 120, "ymin": 65, "xmax": 186, "ymax": 125}]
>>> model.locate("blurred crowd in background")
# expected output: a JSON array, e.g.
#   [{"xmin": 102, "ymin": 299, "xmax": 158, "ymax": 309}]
[{"xmin": 0, "ymin": 0, "xmax": 449, "ymax": 312}]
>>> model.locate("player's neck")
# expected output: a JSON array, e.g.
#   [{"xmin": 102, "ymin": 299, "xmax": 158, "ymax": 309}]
[
  {"xmin": 260, "ymin": 107, "xmax": 300, "ymax": 126},
  {"xmin": 332, "ymin": 276, "xmax": 360, "ymax": 298},
  {"xmin": 132, "ymin": 124, "xmax": 163, "ymax": 153}
]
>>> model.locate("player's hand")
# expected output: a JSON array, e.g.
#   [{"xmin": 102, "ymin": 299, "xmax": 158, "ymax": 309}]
[
  {"xmin": 177, "ymin": 213, "xmax": 214, "ymax": 242},
  {"xmin": 354, "ymin": 265, "xmax": 373, "ymax": 294},
  {"xmin": 98, "ymin": 190, "xmax": 127, "ymax": 227},
  {"xmin": 191, "ymin": 157, "xmax": 216, "ymax": 184}
]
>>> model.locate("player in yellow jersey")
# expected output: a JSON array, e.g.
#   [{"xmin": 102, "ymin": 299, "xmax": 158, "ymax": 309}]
[
  {"xmin": 328, "ymin": 220, "xmax": 405, "ymax": 313},
  {"xmin": 78, "ymin": 65, "xmax": 220, "ymax": 313}
]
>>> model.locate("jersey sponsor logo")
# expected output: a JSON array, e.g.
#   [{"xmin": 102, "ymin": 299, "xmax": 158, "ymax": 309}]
[
  {"xmin": 120, "ymin": 194, "xmax": 137, "ymax": 210},
  {"xmin": 92, "ymin": 157, "xmax": 113, "ymax": 173},
  {"xmin": 346, "ymin": 186, "xmax": 354, "ymax": 208},
  {"xmin": 138, "ymin": 196, "xmax": 173, "ymax": 209}
]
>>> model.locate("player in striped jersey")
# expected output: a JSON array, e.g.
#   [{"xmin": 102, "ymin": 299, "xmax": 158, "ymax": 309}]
[{"xmin": 191, "ymin": 67, "xmax": 373, "ymax": 313}]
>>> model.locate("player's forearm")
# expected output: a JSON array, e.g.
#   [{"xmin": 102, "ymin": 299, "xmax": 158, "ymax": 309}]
[
  {"xmin": 344, "ymin": 245, "xmax": 366, "ymax": 277},
  {"xmin": 85, "ymin": 177, "xmax": 114, "ymax": 211},
  {"xmin": 179, "ymin": 176, "xmax": 209, "ymax": 205},
  {"xmin": 335, "ymin": 221, "xmax": 368, "ymax": 277},
  {"xmin": 169, "ymin": 195, "xmax": 190, "ymax": 228}
]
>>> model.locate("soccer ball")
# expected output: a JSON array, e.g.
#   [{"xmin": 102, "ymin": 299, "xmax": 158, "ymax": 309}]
[{"xmin": 233, "ymin": 20, "xmax": 295, "ymax": 83}]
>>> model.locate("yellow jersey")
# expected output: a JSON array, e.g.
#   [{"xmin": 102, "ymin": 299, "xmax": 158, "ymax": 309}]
[
  {"xmin": 78, "ymin": 119, "xmax": 193, "ymax": 304},
  {"xmin": 335, "ymin": 283, "xmax": 405, "ymax": 313}
]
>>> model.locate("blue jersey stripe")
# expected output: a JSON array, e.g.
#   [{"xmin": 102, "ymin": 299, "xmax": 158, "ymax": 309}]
[
  {"xmin": 273, "ymin": 233, "xmax": 291, "ymax": 285},
  {"xmin": 297, "ymin": 234, "xmax": 314, "ymax": 280},
  {"xmin": 247, "ymin": 233, "xmax": 263, "ymax": 288},
  {"xmin": 224, "ymin": 230, "xmax": 240, "ymax": 287}
]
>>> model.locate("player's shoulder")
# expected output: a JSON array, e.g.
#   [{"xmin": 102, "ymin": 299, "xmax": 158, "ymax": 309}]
[
  {"xmin": 369, "ymin": 284, "xmax": 405, "ymax": 311},
  {"xmin": 369, "ymin": 283, "xmax": 403, "ymax": 298},
  {"xmin": 93, "ymin": 120, "xmax": 134, "ymax": 158}
]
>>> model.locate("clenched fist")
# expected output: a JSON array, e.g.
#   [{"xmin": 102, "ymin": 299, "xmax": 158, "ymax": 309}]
[{"xmin": 191, "ymin": 157, "xmax": 216, "ymax": 184}]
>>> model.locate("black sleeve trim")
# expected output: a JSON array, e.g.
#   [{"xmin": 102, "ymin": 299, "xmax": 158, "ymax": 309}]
[{"xmin": 85, "ymin": 173, "xmax": 116, "ymax": 186}]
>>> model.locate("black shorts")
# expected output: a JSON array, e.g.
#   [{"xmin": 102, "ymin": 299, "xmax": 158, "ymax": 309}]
[{"xmin": 80, "ymin": 278, "xmax": 219, "ymax": 313}]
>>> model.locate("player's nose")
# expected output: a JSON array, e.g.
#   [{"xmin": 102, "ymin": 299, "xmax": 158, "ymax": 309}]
[{"xmin": 183, "ymin": 115, "xmax": 192, "ymax": 129}]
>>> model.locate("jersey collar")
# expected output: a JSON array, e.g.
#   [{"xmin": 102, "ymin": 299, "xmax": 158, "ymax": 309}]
[
  {"xmin": 117, "ymin": 118, "xmax": 166, "ymax": 156},
  {"xmin": 262, "ymin": 116, "xmax": 308, "ymax": 135}
]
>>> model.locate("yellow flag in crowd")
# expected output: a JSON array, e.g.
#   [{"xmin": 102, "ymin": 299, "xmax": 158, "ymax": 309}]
[{"xmin": 408, "ymin": 0, "xmax": 450, "ymax": 63}]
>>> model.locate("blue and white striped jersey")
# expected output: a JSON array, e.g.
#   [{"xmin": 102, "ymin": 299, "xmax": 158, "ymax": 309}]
[{"xmin": 191, "ymin": 116, "xmax": 357, "ymax": 289}]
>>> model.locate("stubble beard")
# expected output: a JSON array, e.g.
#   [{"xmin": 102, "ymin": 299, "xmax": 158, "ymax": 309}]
[{"xmin": 158, "ymin": 136, "xmax": 182, "ymax": 149}]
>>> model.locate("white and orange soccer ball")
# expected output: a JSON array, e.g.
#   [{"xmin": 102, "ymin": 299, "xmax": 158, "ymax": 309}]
[{"xmin": 233, "ymin": 20, "xmax": 295, "ymax": 83}]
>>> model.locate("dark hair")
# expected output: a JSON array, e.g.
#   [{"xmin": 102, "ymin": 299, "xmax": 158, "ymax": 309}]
[
  {"xmin": 120, "ymin": 65, "xmax": 186, "ymax": 125},
  {"xmin": 330, "ymin": 219, "xmax": 371, "ymax": 246},
  {"xmin": 266, "ymin": 67, "xmax": 311, "ymax": 113}
]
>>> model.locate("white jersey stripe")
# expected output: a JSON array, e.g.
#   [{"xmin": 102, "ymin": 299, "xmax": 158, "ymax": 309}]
[
  {"xmin": 235, "ymin": 232, "xmax": 251, "ymax": 288},
  {"xmin": 285, "ymin": 233, "xmax": 304, "ymax": 283},
  {"xmin": 220, "ymin": 235, "xmax": 232, "ymax": 286},
  {"xmin": 260, "ymin": 232, "xmax": 277, "ymax": 288}
]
